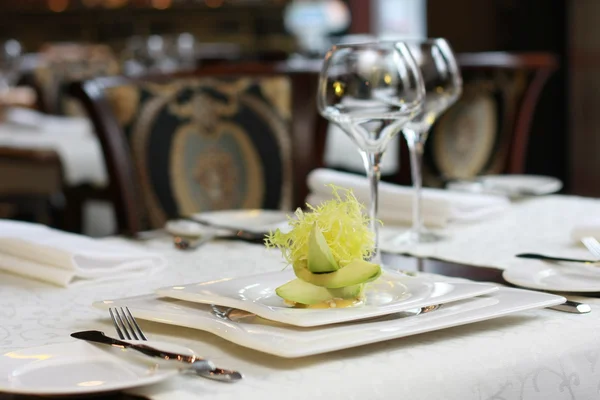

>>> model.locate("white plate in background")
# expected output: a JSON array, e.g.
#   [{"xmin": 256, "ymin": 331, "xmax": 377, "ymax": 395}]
[
  {"xmin": 190, "ymin": 209, "xmax": 291, "ymax": 234},
  {"xmin": 448, "ymin": 175, "xmax": 563, "ymax": 197},
  {"xmin": 503, "ymin": 260, "xmax": 600, "ymax": 292}
]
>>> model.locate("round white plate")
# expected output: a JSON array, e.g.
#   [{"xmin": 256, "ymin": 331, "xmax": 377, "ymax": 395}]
[
  {"xmin": 448, "ymin": 175, "xmax": 563, "ymax": 197},
  {"xmin": 503, "ymin": 260, "xmax": 600, "ymax": 292},
  {"xmin": 156, "ymin": 270, "xmax": 498, "ymax": 327},
  {"xmin": 192, "ymin": 209, "xmax": 291, "ymax": 234},
  {"xmin": 0, "ymin": 341, "xmax": 179, "ymax": 395},
  {"xmin": 165, "ymin": 219, "xmax": 213, "ymax": 238},
  {"xmin": 480, "ymin": 174, "xmax": 562, "ymax": 196}
]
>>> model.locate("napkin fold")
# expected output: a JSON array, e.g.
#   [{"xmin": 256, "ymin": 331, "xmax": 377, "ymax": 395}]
[
  {"xmin": 307, "ymin": 169, "xmax": 510, "ymax": 227},
  {"xmin": 0, "ymin": 220, "xmax": 167, "ymax": 287},
  {"xmin": 571, "ymin": 219, "xmax": 600, "ymax": 242}
]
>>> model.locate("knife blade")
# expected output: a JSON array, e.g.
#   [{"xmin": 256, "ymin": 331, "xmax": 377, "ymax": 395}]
[
  {"xmin": 548, "ymin": 300, "xmax": 592, "ymax": 314},
  {"xmin": 71, "ymin": 330, "xmax": 215, "ymax": 372},
  {"xmin": 516, "ymin": 253, "xmax": 599, "ymax": 264}
]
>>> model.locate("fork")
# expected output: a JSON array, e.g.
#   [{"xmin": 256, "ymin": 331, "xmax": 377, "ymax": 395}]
[
  {"xmin": 109, "ymin": 307, "xmax": 243, "ymax": 382},
  {"xmin": 582, "ymin": 237, "xmax": 600, "ymax": 259}
]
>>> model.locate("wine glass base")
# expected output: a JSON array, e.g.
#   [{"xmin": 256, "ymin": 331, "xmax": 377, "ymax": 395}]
[{"xmin": 392, "ymin": 229, "xmax": 443, "ymax": 245}]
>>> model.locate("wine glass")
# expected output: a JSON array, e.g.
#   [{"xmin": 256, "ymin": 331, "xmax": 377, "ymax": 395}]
[
  {"xmin": 317, "ymin": 41, "xmax": 425, "ymax": 264},
  {"xmin": 394, "ymin": 38, "xmax": 463, "ymax": 244}
]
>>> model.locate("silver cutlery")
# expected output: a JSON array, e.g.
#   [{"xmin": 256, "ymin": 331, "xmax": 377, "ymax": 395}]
[
  {"xmin": 71, "ymin": 330, "xmax": 214, "ymax": 372},
  {"xmin": 582, "ymin": 237, "xmax": 600, "ymax": 258},
  {"xmin": 107, "ymin": 306, "xmax": 243, "ymax": 382},
  {"xmin": 210, "ymin": 303, "xmax": 442, "ymax": 323},
  {"xmin": 173, "ymin": 231, "xmax": 265, "ymax": 250},
  {"xmin": 548, "ymin": 300, "xmax": 591, "ymax": 314},
  {"xmin": 516, "ymin": 253, "xmax": 599, "ymax": 264},
  {"xmin": 180, "ymin": 217, "xmax": 267, "ymax": 242}
]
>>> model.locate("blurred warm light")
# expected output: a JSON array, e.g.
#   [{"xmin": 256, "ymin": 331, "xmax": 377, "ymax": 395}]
[
  {"xmin": 48, "ymin": 0, "xmax": 69, "ymax": 12},
  {"xmin": 81, "ymin": 0, "xmax": 101, "ymax": 7},
  {"xmin": 103, "ymin": 0, "xmax": 129, "ymax": 8},
  {"xmin": 151, "ymin": 0, "xmax": 171, "ymax": 9},
  {"xmin": 333, "ymin": 81, "xmax": 345, "ymax": 97},
  {"xmin": 205, "ymin": 0, "xmax": 224, "ymax": 8}
]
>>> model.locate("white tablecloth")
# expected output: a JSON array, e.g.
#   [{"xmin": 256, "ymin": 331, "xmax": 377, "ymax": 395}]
[
  {"xmin": 380, "ymin": 195, "xmax": 600, "ymax": 270},
  {"xmin": 2, "ymin": 196, "xmax": 600, "ymax": 399},
  {"xmin": 0, "ymin": 115, "xmax": 108, "ymax": 187}
]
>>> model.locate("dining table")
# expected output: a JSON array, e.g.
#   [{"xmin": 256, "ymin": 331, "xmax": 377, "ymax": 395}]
[{"xmin": 2, "ymin": 193, "xmax": 600, "ymax": 400}]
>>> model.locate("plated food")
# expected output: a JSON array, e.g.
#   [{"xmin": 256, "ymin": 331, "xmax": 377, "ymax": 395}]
[{"xmin": 265, "ymin": 186, "xmax": 381, "ymax": 308}]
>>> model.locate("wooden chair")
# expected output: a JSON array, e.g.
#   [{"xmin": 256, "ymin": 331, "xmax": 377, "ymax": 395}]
[
  {"xmin": 391, "ymin": 52, "xmax": 558, "ymax": 187},
  {"xmin": 20, "ymin": 43, "xmax": 121, "ymax": 115},
  {"xmin": 68, "ymin": 68, "xmax": 326, "ymax": 235}
]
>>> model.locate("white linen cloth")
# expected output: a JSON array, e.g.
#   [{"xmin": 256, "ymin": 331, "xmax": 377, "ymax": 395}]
[
  {"xmin": 307, "ymin": 169, "xmax": 510, "ymax": 227},
  {"xmin": 0, "ymin": 107, "xmax": 108, "ymax": 187},
  {"xmin": 1, "ymin": 229, "xmax": 600, "ymax": 399},
  {"xmin": 571, "ymin": 218, "xmax": 600, "ymax": 241},
  {"xmin": 0, "ymin": 220, "xmax": 166, "ymax": 286},
  {"xmin": 380, "ymin": 195, "xmax": 600, "ymax": 270}
]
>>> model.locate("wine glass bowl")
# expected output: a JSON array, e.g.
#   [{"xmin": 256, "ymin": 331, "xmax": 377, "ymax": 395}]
[
  {"xmin": 404, "ymin": 39, "xmax": 462, "ymax": 142},
  {"xmin": 318, "ymin": 42, "xmax": 424, "ymax": 154},
  {"xmin": 317, "ymin": 41, "xmax": 426, "ymax": 263},
  {"xmin": 396, "ymin": 38, "xmax": 463, "ymax": 245}
]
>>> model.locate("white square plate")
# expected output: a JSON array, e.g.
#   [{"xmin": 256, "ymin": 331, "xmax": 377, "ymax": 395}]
[
  {"xmin": 156, "ymin": 271, "xmax": 499, "ymax": 327},
  {"xmin": 94, "ymin": 288, "xmax": 565, "ymax": 358}
]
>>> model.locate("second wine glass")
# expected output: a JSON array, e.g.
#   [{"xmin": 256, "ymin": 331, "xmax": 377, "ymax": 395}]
[
  {"xmin": 395, "ymin": 38, "xmax": 463, "ymax": 245},
  {"xmin": 317, "ymin": 41, "xmax": 425, "ymax": 264}
]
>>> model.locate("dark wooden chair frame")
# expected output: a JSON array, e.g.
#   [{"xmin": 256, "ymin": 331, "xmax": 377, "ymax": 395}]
[
  {"xmin": 68, "ymin": 66, "xmax": 328, "ymax": 235},
  {"xmin": 393, "ymin": 51, "xmax": 558, "ymax": 185}
]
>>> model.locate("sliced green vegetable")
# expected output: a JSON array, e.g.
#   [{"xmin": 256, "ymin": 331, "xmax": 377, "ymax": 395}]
[{"xmin": 307, "ymin": 224, "xmax": 339, "ymax": 273}]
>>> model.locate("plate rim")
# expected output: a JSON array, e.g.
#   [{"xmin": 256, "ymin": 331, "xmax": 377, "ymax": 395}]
[
  {"xmin": 0, "ymin": 341, "xmax": 178, "ymax": 396},
  {"xmin": 94, "ymin": 288, "xmax": 565, "ymax": 358},
  {"xmin": 479, "ymin": 174, "xmax": 563, "ymax": 194},
  {"xmin": 155, "ymin": 271, "xmax": 499, "ymax": 327},
  {"xmin": 502, "ymin": 263, "xmax": 600, "ymax": 292}
]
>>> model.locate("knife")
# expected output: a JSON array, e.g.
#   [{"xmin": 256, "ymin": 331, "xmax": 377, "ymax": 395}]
[
  {"xmin": 71, "ymin": 330, "xmax": 215, "ymax": 372},
  {"xmin": 516, "ymin": 253, "xmax": 599, "ymax": 264},
  {"xmin": 548, "ymin": 300, "xmax": 592, "ymax": 314}
]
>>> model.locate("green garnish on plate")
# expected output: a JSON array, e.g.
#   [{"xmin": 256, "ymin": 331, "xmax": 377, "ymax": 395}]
[{"xmin": 265, "ymin": 186, "xmax": 382, "ymax": 307}]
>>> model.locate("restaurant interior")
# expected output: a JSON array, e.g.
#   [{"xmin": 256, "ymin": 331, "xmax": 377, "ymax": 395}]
[{"xmin": 1, "ymin": 1, "xmax": 600, "ymax": 399}]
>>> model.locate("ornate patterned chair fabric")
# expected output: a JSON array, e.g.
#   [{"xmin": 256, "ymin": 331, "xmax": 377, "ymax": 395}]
[{"xmin": 102, "ymin": 76, "xmax": 293, "ymax": 229}]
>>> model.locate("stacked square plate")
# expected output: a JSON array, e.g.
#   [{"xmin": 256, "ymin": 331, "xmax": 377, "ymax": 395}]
[{"xmin": 94, "ymin": 270, "xmax": 565, "ymax": 358}]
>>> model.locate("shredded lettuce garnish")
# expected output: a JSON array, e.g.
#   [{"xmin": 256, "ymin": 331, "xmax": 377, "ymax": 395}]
[{"xmin": 265, "ymin": 185, "xmax": 376, "ymax": 267}]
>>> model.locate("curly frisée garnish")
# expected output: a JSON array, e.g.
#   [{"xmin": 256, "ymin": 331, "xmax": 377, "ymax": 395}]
[{"xmin": 265, "ymin": 185, "xmax": 376, "ymax": 268}]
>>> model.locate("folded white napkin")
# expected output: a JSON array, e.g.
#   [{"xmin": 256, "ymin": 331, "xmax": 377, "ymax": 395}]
[
  {"xmin": 306, "ymin": 169, "xmax": 510, "ymax": 227},
  {"xmin": 571, "ymin": 219, "xmax": 600, "ymax": 242},
  {"xmin": 0, "ymin": 220, "xmax": 167, "ymax": 287}
]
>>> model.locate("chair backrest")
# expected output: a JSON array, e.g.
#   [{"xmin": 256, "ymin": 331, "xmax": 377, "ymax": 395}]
[
  {"xmin": 392, "ymin": 52, "xmax": 558, "ymax": 187},
  {"xmin": 28, "ymin": 43, "xmax": 121, "ymax": 115},
  {"xmin": 69, "ymin": 69, "xmax": 325, "ymax": 234}
]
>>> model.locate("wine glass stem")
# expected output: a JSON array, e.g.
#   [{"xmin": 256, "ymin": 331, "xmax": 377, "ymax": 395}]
[
  {"xmin": 360, "ymin": 151, "xmax": 383, "ymax": 265},
  {"xmin": 406, "ymin": 129, "xmax": 426, "ymax": 235}
]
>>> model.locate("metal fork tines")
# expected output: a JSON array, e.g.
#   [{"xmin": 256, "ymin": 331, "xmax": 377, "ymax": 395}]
[
  {"xmin": 582, "ymin": 237, "xmax": 600, "ymax": 259},
  {"xmin": 109, "ymin": 307, "xmax": 147, "ymax": 341},
  {"xmin": 108, "ymin": 306, "xmax": 243, "ymax": 381}
]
